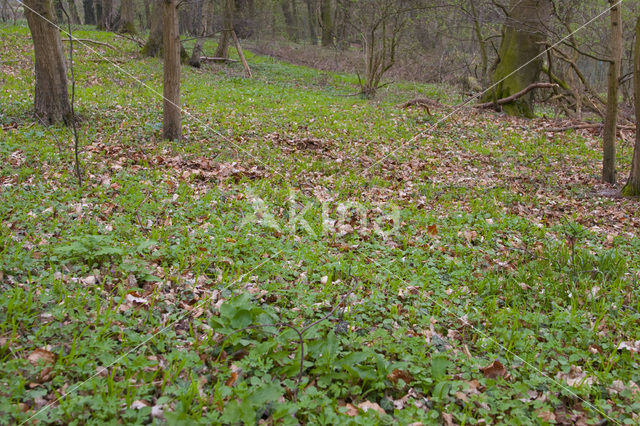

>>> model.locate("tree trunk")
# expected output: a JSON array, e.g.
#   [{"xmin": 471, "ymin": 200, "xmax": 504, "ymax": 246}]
[
  {"xmin": 65, "ymin": 0, "xmax": 81, "ymax": 24},
  {"xmin": 142, "ymin": 0, "xmax": 163, "ymax": 56},
  {"xmin": 215, "ymin": 0, "xmax": 233, "ymax": 58},
  {"xmin": 24, "ymin": 0, "xmax": 71, "ymax": 125},
  {"xmin": 622, "ymin": 17, "xmax": 640, "ymax": 196},
  {"xmin": 304, "ymin": 0, "xmax": 316, "ymax": 45},
  {"xmin": 97, "ymin": 0, "xmax": 111, "ymax": 29},
  {"xmin": 189, "ymin": 0, "xmax": 212, "ymax": 67},
  {"xmin": 469, "ymin": 0, "xmax": 487, "ymax": 81},
  {"xmin": 602, "ymin": 0, "xmax": 622, "ymax": 184},
  {"xmin": 94, "ymin": 0, "xmax": 102, "ymax": 26},
  {"xmin": 280, "ymin": 0, "xmax": 297, "ymax": 41},
  {"xmin": 118, "ymin": 0, "xmax": 136, "ymax": 34},
  {"xmin": 163, "ymin": 0, "xmax": 181, "ymax": 140},
  {"xmin": 320, "ymin": 0, "xmax": 332, "ymax": 47},
  {"xmin": 482, "ymin": 0, "xmax": 551, "ymax": 117}
]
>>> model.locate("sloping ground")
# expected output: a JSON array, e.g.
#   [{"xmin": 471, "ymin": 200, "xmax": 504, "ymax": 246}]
[{"xmin": 1, "ymin": 25, "xmax": 639, "ymax": 424}]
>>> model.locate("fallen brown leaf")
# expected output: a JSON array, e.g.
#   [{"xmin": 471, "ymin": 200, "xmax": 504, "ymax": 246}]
[{"xmin": 479, "ymin": 360, "xmax": 507, "ymax": 379}]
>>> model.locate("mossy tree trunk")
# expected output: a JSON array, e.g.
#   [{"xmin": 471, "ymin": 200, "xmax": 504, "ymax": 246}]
[
  {"xmin": 602, "ymin": 0, "xmax": 622, "ymax": 184},
  {"xmin": 24, "ymin": 0, "xmax": 72, "ymax": 124},
  {"xmin": 305, "ymin": 0, "xmax": 317, "ymax": 45},
  {"xmin": 97, "ymin": 0, "xmax": 112, "ymax": 30},
  {"xmin": 142, "ymin": 0, "xmax": 163, "ymax": 56},
  {"xmin": 482, "ymin": 0, "xmax": 551, "ymax": 117},
  {"xmin": 320, "ymin": 0, "xmax": 332, "ymax": 47},
  {"xmin": 118, "ymin": 0, "xmax": 136, "ymax": 34},
  {"xmin": 622, "ymin": 17, "xmax": 640, "ymax": 196},
  {"xmin": 189, "ymin": 0, "xmax": 212, "ymax": 67},
  {"xmin": 163, "ymin": 0, "xmax": 181, "ymax": 141},
  {"xmin": 215, "ymin": 0, "xmax": 233, "ymax": 58}
]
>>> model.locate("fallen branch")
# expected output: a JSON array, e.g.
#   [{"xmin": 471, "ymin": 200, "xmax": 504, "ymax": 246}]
[
  {"xmin": 545, "ymin": 123, "xmax": 636, "ymax": 132},
  {"xmin": 200, "ymin": 56, "xmax": 239, "ymax": 63},
  {"xmin": 62, "ymin": 38, "xmax": 116, "ymax": 50},
  {"xmin": 397, "ymin": 98, "xmax": 443, "ymax": 113},
  {"xmin": 231, "ymin": 30, "xmax": 252, "ymax": 78},
  {"xmin": 474, "ymin": 83, "xmax": 558, "ymax": 109}
]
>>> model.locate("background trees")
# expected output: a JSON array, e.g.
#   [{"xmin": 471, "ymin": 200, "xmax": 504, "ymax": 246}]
[{"xmin": 16, "ymin": 0, "xmax": 640, "ymax": 192}]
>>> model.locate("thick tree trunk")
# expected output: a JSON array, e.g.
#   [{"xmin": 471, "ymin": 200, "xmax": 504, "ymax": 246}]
[
  {"xmin": 118, "ymin": 0, "xmax": 136, "ymax": 34},
  {"xmin": 142, "ymin": 0, "xmax": 163, "ymax": 56},
  {"xmin": 622, "ymin": 17, "xmax": 640, "ymax": 196},
  {"xmin": 280, "ymin": 0, "xmax": 297, "ymax": 41},
  {"xmin": 482, "ymin": 0, "xmax": 551, "ymax": 117},
  {"xmin": 602, "ymin": 0, "xmax": 622, "ymax": 184},
  {"xmin": 215, "ymin": 0, "xmax": 233, "ymax": 58},
  {"xmin": 94, "ymin": 0, "xmax": 102, "ymax": 26},
  {"xmin": 305, "ymin": 0, "xmax": 316, "ymax": 44},
  {"xmin": 66, "ymin": 0, "xmax": 81, "ymax": 23},
  {"xmin": 189, "ymin": 0, "xmax": 212, "ymax": 67},
  {"xmin": 24, "ymin": 0, "xmax": 71, "ymax": 125},
  {"xmin": 320, "ymin": 0, "xmax": 332, "ymax": 47},
  {"xmin": 163, "ymin": 0, "xmax": 181, "ymax": 140},
  {"xmin": 97, "ymin": 0, "xmax": 111, "ymax": 29}
]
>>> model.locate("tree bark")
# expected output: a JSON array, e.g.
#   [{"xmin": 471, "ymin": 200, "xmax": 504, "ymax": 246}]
[
  {"xmin": 215, "ymin": 0, "xmax": 233, "ymax": 58},
  {"xmin": 163, "ymin": 0, "xmax": 181, "ymax": 141},
  {"xmin": 118, "ymin": 0, "xmax": 136, "ymax": 34},
  {"xmin": 94, "ymin": 0, "xmax": 102, "ymax": 27},
  {"xmin": 280, "ymin": 0, "xmax": 297, "ymax": 41},
  {"xmin": 304, "ymin": 0, "xmax": 317, "ymax": 45},
  {"xmin": 189, "ymin": 0, "xmax": 212, "ymax": 67},
  {"xmin": 622, "ymin": 17, "xmax": 640, "ymax": 196},
  {"xmin": 320, "ymin": 0, "xmax": 332, "ymax": 47},
  {"xmin": 482, "ymin": 0, "xmax": 551, "ymax": 117},
  {"xmin": 97, "ymin": 0, "xmax": 111, "ymax": 29},
  {"xmin": 469, "ymin": 0, "xmax": 487, "ymax": 81},
  {"xmin": 24, "ymin": 0, "xmax": 72, "ymax": 125},
  {"xmin": 602, "ymin": 0, "xmax": 622, "ymax": 184},
  {"xmin": 142, "ymin": 0, "xmax": 163, "ymax": 56}
]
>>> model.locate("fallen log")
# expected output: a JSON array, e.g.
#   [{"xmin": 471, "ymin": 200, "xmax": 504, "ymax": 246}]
[{"xmin": 474, "ymin": 83, "xmax": 558, "ymax": 109}]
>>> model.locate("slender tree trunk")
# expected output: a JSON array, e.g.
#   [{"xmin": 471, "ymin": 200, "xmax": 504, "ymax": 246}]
[
  {"xmin": 602, "ymin": 0, "xmax": 622, "ymax": 184},
  {"xmin": 320, "ymin": 0, "xmax": 332, "ymax": 47},
  {"xmin": 163, "ymin": 0, "xmax": 181, "ymax": 140},
  {"xmin": 142, "ymin": 0, "xmax": 163, "ymax": 56},
  {"xmin": 469, "ymin": 0, "xmax": 487, "ymax": 81},
  {"xmin": 481, "ymin": 0, "xmax": 551, "ymax": 117},
  {"xmin": 23, "ymin": 0, "xmax": 71, "ymax": 124},
  {"xmin": 118, "ymin": 0, "xmax": 136, "ymax": 34},
  {"xmin": 304, "ymin": 0, "xmax": 316, "ymax": 44},
  {"xmin": 215, "ymin": 0, "xmax": 233, "ymax": 58},
  {"xmin": 622, "ymin": 17, "xmax": 640, "ymax": 196}
]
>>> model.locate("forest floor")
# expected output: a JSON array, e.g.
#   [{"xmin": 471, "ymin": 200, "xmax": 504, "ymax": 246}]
[{"xmin": 1, "ymin": 24, "xmax": 640, "ymax": 425}]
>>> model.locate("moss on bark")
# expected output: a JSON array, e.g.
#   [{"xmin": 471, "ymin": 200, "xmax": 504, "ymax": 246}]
[{"xmin": 482, "ymin": 0, "xmax": 550, "ymax": 118}]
